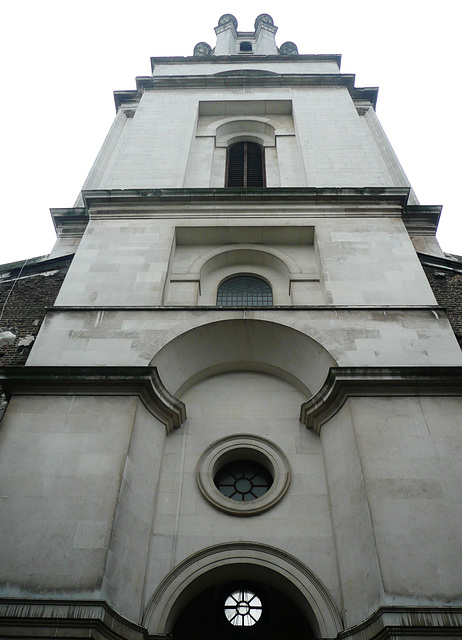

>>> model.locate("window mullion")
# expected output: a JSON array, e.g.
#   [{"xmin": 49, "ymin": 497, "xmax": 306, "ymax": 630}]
[{"xmin": 243, "ymin": 142, "xmax": 248, "ymax": 188}]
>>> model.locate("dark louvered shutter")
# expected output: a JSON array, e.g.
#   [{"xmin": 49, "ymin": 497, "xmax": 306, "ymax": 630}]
[
  {"xmin": 245, "ymin": 142, "xmax": 264, "ymax": 186},
  {"xmin": 227, "ymin": 142, "xmax": 245, "ymax": 186},
  {"xmin": 226, "ymin": 142, "xmax": 264, "ymax": 187}
]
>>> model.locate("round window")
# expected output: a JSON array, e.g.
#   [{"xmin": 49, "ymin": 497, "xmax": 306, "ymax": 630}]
[
  {"xmin": 196, "ymin": 434, "xmax": 291, "ymax": 516},
  {"xmin": 215, "ymin": 460, "xmax": 272, "ymax": 501},
  {"xmin": 224, "ymin": 589, "xmax": 262, "ymax": 626}
]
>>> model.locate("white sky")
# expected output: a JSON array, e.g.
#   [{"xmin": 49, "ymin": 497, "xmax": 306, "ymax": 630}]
[{"xmin": 1, "ymin": 0, "xmax": 460, "ymax": 265}]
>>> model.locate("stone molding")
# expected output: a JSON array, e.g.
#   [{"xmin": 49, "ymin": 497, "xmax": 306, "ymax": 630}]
[
  {"xmin": 418, "ymin": 251, "xmax": 462, "ymax": 274},
  {"xmin": 47, "ymin": 305, "xmax": 443, "ymax": 311},
  {"xmin": 1, "ymin": 598, "xmax": 461, "ymax": 639},
  {"xmin": 403, "ymin": 205, "xmax": 442, "ymax": 236},
  {"xmin": 49, "ymin": 207, "xmax": 88, "ymax": 238},
  {"xmin": 0, "ymin": 599, "xmax": 151, "ymax": 640},
  {"xmin": 150, "ymin": 53, "xmax": 342, "ymax": 73},
  {"xmin": 77, "ymin": 186, "xmax": 439, "ymax": 238},
  {"xmin": 300, "ymin": 366, "xmax": 462, "ymax": 433},
  {"xmin": 114, "ymin": 73, "xmax": 378, "ymax": 111},
  {"xmin": 196, "ymin": 434, "xmax": 291, "ymax": 515},
  {"xmin": 338, "ymin": 605, "xmax": 462, "ymax": 640},
  {"xmin": 0, "ymin": 365, "xmax": 186, "ymax": 433},
  {"xmin": 80, "ymin": 186, "xmax": 411, "ymax": 216},
  {"xmin": 143, "ymin": 541, "xmax": 343, "ymax": 637},
  {"xmin": 0, "ymin": 253, "xmax": 74, "ymax": 281}
]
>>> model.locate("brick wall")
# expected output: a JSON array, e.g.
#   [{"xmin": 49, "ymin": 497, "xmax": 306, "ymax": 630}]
[
  {"xmin": 423, "ymin": 262, "xmax": 462, "ymax": 347},
  {"xmin": 0, "ymin": 255, "xmax": 73, "ymax": 365}
]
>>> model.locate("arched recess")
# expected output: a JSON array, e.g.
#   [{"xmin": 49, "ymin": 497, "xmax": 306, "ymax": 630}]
[
  {"xmin": 190, "ymin": 244, "xmax": 300, "ymax": 276},
  {"xmin": 143, "ymin": 542, "xmax": 343, "ymax": 638},
  {"xmin": 215, "ymin": 119, "xmax": 276, "ymax": 148},
  {"xmin": 197, "ymin": 247, "xmax": 292, "ymax": 305},
  {"xmin": 150, "ymin": 319, "xmax": 338, "ymax": 398}
]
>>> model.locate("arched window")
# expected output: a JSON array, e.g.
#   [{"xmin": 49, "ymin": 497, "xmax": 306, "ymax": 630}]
[
  {"xmin": 217, "ymin": 275, "xmax": 273, "ymax": 307},
  {"xmin": 226, "ymin": 141, "xmax": 265, "ymax": 187}
]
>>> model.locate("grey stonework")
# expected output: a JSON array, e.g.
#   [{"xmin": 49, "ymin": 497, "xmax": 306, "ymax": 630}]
[{"xmin": 1, "ymin": 13, "xmax": 462, "ymax": 640}]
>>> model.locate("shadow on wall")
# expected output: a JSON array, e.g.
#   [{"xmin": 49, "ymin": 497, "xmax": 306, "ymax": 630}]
[{"xmin": 151, "ymin": 319, "xmax": 338, "ymax": 398}]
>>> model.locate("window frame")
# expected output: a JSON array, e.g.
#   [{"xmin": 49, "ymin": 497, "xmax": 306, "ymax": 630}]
[
  {"xmin": 216, "ymin": 273, "xmax": 273, "ymax": 307},
  {"xmin": 196, "ymin": 434, "xmax": 291, "ymax": 516}
]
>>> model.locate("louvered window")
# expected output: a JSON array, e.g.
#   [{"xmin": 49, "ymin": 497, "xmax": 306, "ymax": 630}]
[
  {"xmin": 217, "ymin": 275, "xmax": 273, "ymax": 307},
  {"xmin": 226, "ymin": 142, "xmax": 265, "ymax": 187}
]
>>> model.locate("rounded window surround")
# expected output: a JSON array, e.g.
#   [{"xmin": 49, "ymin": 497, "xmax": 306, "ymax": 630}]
[{"xmin": 196, "ymin": 434, "xmax": 291, "ymax": 515}]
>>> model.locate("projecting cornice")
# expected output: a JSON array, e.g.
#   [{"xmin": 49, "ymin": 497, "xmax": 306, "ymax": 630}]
[
  {"xmin": 51, "ymin": 189, "xmax": 439, "ymax": 235},
  {"xmin": 0, "ymin": 366, "xmax": 186, "ymax": 433},
  {"xmin": 418, "ymin": 251, "xmax": 462, "ymax": 273},
  {"xmin": 114, "ymin": 73, "xmax": 378, "ymax": 111},
  {"xmin": 150, "ymin": 54, "xmax": 342, "ymax": 72},
  {"xmin": 403, "ymin": 205, "xmax": 442, "ymax": 236},
  {"xmin": 81, "ymin": 186, "xmax": 410, "ymax": 217},
  {"xmin": 50, "ymin": 207, "xmax": 88, "ymax": 237},
  {"xmin": 300, "ymin": 366, "xmax": 462, "ymax": 433}
]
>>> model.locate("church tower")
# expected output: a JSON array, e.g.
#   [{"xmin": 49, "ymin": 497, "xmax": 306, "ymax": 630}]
[{"xmin": 1, "ymin": 14, "xmax": 462, "ymax": 640}]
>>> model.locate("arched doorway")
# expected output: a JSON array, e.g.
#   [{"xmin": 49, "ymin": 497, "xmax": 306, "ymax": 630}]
[
  {"xmin": 172, "ymin": 579, "xmax": 316, "ymax": 639},
  {"xmin": 143, "ymin": 543, "xmax": 342, "ymax": 638}
]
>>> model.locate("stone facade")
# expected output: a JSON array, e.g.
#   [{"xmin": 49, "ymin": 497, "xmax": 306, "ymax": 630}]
[{"xmin": 1, "ymin": 13, "xmax": 462, "ymax": 640}]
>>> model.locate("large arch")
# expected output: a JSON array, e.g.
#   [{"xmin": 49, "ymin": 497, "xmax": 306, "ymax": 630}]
[
  {"xmin": 143, "ymin": 542, "xmax": 343, "ymax": 638},
  {"xmin": 150, "ymin": 319, "xmax": 338, "ymax": 397}
]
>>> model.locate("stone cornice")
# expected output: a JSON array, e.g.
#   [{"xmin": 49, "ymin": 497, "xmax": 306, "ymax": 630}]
[
  {"xmin": 403, "ymin": 205, "xmax": 442, "ymax": 236},
  {"xmin": 300, "ymin": 366, "xmax": 462, "ymax": 433},
  {"xmin": 0, "ymin": 599, "xmax": 150, "ymax": 640},
  {"xmin": 418, "ymin": 251, "xmax": 462, "ymax": 273},
  {"xmin": 338, "ymin": 605, "xmax": 462, "ymax": 640},
  {"xmin": 46, "ymin": 305, "xmax": 443, "ymax": 312},
  {"xmin": 114, "ymin": 73, "xmax": 378, "ymax": 111},
  {"xmin": 0, "ymin": 366, "xmax": 186, "ymax": 433},
  {"xmin": 50, "ymin": 207, "xmax": 88, "ymax": 237},
  {"xmin": 150, "ymin": 54, "xmax": 342, "ymax": 72},
  {"xmin": 1, "ymin": 598, "xmax": 461, "ymax": 640},
  {"xmin": 81, "ymin": 186, "xmax": 410, "ymax": 217},
  {"xmin": 0, "ymin": 253, "xmax": 73, "ymax": 279},
  {"xmin": 50, "ymin": 190, "xmax": 442, "ymax": 233}
]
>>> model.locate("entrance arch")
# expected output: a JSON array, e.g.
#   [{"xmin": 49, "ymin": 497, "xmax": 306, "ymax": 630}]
[{"xmin": 143, "ymin": 542, "xmax": 342, "ymax": 638}]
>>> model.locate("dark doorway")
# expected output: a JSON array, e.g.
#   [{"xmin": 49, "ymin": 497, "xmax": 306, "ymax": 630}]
[{"xmin": 172, "ymin": 580, "xmax": 316, "ymax": 640}]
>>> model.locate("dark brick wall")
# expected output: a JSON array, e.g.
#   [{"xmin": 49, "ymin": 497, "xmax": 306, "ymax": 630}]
[
  {"xmin": 0, "ymin": 255, "xmax": 73, "ymax": 365},
  {"xmin": 423, "ymin": 265, "xmax": 462, "ymax": 347}
]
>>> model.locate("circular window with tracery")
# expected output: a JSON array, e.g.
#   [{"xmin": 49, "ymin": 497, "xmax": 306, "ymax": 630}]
[
  {"xmin": 215, "ymin": 460, "xmax": 272, "ymax": 501},
  {"xmin": 224, "ymin": 589, "xmax": 263, "ymax": 626},
  {"xmin": 196, "ymin": 434, "xmax": 291, "ymax": 516}
]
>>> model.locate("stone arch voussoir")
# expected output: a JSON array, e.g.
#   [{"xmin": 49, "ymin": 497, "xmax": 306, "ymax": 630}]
[{"xmin": 143, "ymin": 542, "xmax": 343, "ymax": 638}]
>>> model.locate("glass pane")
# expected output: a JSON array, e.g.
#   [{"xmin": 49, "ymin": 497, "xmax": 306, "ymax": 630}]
[
  {"xmin": 215, "ymin": 460, "xmax": 273, "ymax": 501},
  {"xmin": 224, "ymin": 590, "xmax": 262, "ymax": 626},
  {"xmin": 217, "ymin": 275, "xmax": 273, "ymax": 307}
]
